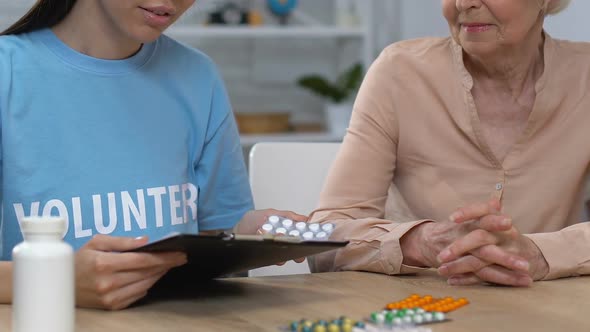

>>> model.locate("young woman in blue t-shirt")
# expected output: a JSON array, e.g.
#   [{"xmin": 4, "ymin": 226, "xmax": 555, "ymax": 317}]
[{"xmin": 0, "ymin": 0, "xmax": 305, "ymax": 310}]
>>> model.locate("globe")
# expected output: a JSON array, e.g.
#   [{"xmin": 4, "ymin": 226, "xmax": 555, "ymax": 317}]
[{"xmin": 267, "ymin": 0, "xmax": 298, "ymax": 17}]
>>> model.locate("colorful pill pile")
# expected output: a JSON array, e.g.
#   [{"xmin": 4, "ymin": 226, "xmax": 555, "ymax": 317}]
[
  {"xmin": 288, "ymin": 317, "xmax": 365, "ymax": 332},
  {"xmin": 384, "ymin": 294, "xmax": 469, "ymax": 313},
  {"xmin": 286, "ymin": 317, "xmax": 431, "ymax": 332},
  {"xmin": 367, "ymin": 294, "xmax": 469, "ymax": 328},
  {"xmin": 286, "ymin": 317, "xmax": 432, "ymax": 332},
  {"xmin": 369, "ymin": 308, "xmax": 445, "ymax": 326},
  {"xmin": 262, "ymin": 215, "xmax": 334, "ymax": 241},
  {"xmin": 285, "ymin": 295, "xmax": 467, "ymax": 332}
]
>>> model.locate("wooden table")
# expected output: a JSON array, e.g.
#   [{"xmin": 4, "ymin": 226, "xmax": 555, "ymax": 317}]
[{"xmin": 1, "ymin": 271, "xmax": 588, "ymax": 331}]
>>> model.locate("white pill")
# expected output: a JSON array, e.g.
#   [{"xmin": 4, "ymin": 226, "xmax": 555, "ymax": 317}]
[
  {"xmin": 282, "ymin": 219, "xmax": 294, "ymax": 228},
  {"xmin": 434, "ymin": 312, "xmax": 445, "ymax": 321},
  {"xmin": 406, "ymin": 309, "xmax": 415, "ymax": 315},
  {"xmin": 288, "ymin": 230, "xmax": 301, "ymax": 237},
  {"xmin": 423, "ymin": 312, "xmax": 433, "ymax": 322},
  {"xmin": 261, "ymin": 224, "xmax": 274, "ymax": 234},
  {"xmin": 275, "ymin": 227, "xmax": 287, "ymax": 235},
  {"xmin": 295, "ymin": 222, "xmax": 307, "ymax": 231},
  {"xmin": 403, "ymin": 316, "xmax": 413, "ymax": 324},
  {"xmin": 268, "ymin": 215, "xmax": 280, "ymax": 225},
  {"xmin": 315, "ymin": 231, "xmax": 328, "ymax": 239},
  {"xmin": 308, "ymin": 223, "xmax": 320, "ymax": 232},
  {"xmin": 392, "ymin": 317, "xmax": 402, "ymax": 326},
  {"xmin": 321, "ymin": 223, "xmax": 334, "ymax": 232},
  {"xmin": 302, "ymin": 231, "xmax": 314, "ymax": 240},
  {"xmin": 412, "ymin": 315, "xmax": 424, "ymax": 324},
  {"xmin": 375, "ymin": 313, "xmax": 384, "ymax": 324}
]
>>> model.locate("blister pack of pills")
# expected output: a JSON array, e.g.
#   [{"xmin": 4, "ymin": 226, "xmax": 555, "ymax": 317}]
[
  {"xmin": 282, "ymin": 294, "xmax": 469, "ymax": 332},
  {"xmin": 283, "ymin": 316, "xmax": 432, "ymax": 332},
  {"xmin": 262, "ymin": 215, "xmax": 334, "ymax": 241},
  {"xmin": 367, "ymin": 294, "xmax": 469, "ymax": 329}
]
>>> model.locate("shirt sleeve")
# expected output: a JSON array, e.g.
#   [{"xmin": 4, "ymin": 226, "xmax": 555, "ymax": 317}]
[
  {"xmin": 309, "ymin": 50, "xmax": 432, "ymax": 275},
  {"xmin": 525, "ymin": 222, "xmax": 590, "ymax": 280},
  {"xmin": 195, "ymin": 68, "xmax": 254, "ymax": 231}
]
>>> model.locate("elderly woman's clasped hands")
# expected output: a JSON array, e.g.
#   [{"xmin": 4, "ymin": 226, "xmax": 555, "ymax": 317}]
[{"xmin": 407, "ymin": 200, "xmax": 550, "ymax": 287}]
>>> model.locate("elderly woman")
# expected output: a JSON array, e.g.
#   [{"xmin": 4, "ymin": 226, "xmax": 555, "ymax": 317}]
[{"xmin": 310, "ymin": 0, "xmax": 589, "ymax": 287}]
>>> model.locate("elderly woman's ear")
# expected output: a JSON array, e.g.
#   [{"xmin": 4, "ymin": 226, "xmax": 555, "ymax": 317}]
[{"xmin": 545, "ymin": 0, "xmax": 571, "ymax": 15}]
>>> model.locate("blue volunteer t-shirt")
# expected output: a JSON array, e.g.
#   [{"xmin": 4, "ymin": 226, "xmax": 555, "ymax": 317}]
[{"xmin": 0, "ymin": 29, "xmax": 254, "ymax": 260}]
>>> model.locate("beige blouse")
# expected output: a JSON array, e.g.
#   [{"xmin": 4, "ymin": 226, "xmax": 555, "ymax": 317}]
[{"xmin": 310, "ymin": 34, "xmax": 590, "ymax": 280}]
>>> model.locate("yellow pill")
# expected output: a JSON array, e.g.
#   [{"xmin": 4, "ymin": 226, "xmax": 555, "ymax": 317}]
[
  {"xmin": 328, "ymin": 324, "xmax": 339, "ymax": 332},
  {"xmin": 314, "ymin": 326, "xmax": 327, "ymax": 332}
]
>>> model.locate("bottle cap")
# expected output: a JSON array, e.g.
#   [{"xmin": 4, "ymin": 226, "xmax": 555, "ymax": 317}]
[{"xmin": 20, "ymin": 216, "xmax": 66, "ymax": 235}]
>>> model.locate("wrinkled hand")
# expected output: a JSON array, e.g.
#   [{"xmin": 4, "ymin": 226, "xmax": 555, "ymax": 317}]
[
  {"xmin": 76, "ymin": 235, "xmax": 187, "ymax": 310},
  {"xmin": 436, "ymin": 200, "xmax": 549, "ymax": 287},
  {"xmin": 401, "ymin": 200, "xmax": 513, "ymax": 268},
  {"xmin": 236, "ymin": 209, "xmax": 308, "ymax": 265}
]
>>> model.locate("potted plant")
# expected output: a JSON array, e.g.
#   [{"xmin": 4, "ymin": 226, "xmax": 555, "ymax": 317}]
[{"xmin": 297, "ymin": 63, "xmax": 363, "ymax": 136}]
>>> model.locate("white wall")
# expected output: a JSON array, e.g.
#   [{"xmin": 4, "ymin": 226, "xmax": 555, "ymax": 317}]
[
  {"xmin": 180, "ymin": 0, "xmax": 343, "ymax": 125},
  {"xmin": 2, "ymin": 0, "xmax": 588, "ymax": 123},
  {"xmin": 0, "ymin": 0, "xmax": 35, "ymax": 30},
  {"xmin": 397, "ymin": 1, "xmax": 448, "ymax": 40},
  {"xmin": 544, "ymin": 1, "xmax": 590, "ymax": 41},
  {"xmin": 392, "ymin": 0, "xmax": 590, "ymax": 42},
  {"xmin": 0, "ymin": 0, "xmax": 360, "ymax": 125}
]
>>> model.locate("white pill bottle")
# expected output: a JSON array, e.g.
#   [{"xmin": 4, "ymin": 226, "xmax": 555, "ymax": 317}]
[{"xmin": 12, "ymin": 216, "xmax": 74, "ymax": 332}]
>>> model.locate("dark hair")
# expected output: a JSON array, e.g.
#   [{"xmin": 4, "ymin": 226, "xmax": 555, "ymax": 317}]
[{"xmin": 1, "ymin": 0, "xmax": 77, "ymax": 36}]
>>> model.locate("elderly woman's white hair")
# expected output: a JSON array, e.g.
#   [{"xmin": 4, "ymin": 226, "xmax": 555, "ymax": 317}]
[{"xmin": 546, "ymin": 0, "xmax": 572, "ymax": 15}]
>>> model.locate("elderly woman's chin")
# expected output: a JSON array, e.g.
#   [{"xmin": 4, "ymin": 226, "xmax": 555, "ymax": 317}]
[{"xmin": 454, "ymin": 35, "xmax": 505, "ymax": 58}]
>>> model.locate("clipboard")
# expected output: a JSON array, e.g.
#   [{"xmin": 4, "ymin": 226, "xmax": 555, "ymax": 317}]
[{"xmin": 129, "ymin": 233, "xmax": 348, "ymax": 281}]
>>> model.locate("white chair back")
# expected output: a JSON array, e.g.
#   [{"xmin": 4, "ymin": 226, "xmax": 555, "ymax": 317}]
[{"xmin": 247, "ymin": 142, "xmax": 341, "ymax": 276}]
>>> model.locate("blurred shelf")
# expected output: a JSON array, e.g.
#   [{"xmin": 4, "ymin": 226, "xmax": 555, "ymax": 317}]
[
  {"xmin": 167, "ymin": 26, "xmax": 367, "ymax": 39},
  {"xmin": 240, "ymin": 132, "xmax": 343, "ymax": 146}
]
